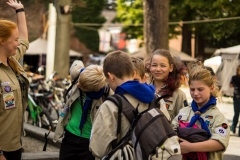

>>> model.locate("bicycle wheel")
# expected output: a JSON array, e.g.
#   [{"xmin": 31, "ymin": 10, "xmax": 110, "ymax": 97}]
[
  {"xmin": 40, "ymin": 97, "xmax": 59, "ymax": 121},
  {"xmin": 38, "ymin": 104, "xmax": 55, "ymax": 131}
]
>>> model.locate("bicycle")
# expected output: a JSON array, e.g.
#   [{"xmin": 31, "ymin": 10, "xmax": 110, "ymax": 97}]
[{"xmin": 25, "ymin": 92, "xmax": 54, "ymax": 131}]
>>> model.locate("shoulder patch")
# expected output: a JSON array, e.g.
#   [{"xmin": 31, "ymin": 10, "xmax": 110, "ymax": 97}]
[{"xmin": 215, "ymin": 127, "xmax": 227, "ymax": 137}]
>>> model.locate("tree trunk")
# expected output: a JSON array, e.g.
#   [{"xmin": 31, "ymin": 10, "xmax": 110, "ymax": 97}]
[
  {"xmin": 195, "ymin": 33, "xmax": 205, "ymax": 60},
  {"xmin": 181, "ymin": 19, "xmax": 192, "ymax": 56},
  {"xmin": 54, "ymin": 0, "xmax": 72, "ymax": 78},
  {"xmin": 144, "ymin": 0, "xmax": 169, "ymax": 57}
]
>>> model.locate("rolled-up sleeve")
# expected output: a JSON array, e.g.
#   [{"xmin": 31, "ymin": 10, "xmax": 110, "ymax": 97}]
[
  {"xmin": 89, "ymin": 100, "xmax": 118, "ymax": 159},
  {"xmin": 210, "ymin": 113, "xmax": 230, "ymax": 152},
  {"xmin": 15, "ymin": 37, "xmax": 29, "ymax": 61}
]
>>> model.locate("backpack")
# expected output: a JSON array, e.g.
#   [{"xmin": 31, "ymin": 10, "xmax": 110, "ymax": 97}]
[{"xmin": 102, "ymin": 94, "xmax": 182, "ymax": 160}]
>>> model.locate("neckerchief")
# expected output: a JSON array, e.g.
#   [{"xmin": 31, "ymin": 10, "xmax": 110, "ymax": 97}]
[
  {"xmin": 187, "ymin": 96, "xmax": 217, "ymax": 137},
  {"xmin": 79, "ymin": 87, "xmax": 105, "ymax": 134},
  {"xmin": 115, "ymin": 80, "xmax": 155, "ymax": 103}
]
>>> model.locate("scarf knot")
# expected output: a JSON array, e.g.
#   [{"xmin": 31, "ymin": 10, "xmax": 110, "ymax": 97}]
[{"xmin": 187, "ymin": 96, "xmax": 217, "ymax": 138}]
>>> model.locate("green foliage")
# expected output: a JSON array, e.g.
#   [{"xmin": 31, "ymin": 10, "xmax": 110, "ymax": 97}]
[
  {"xmin": 72, "ymin": 0, "xmax": 106, "ymax": 52},
  {"xmin": 116, "ymin": 0, "xmax": 240, "ymax": 48},
  {"xmin": 114, "ymin": 0, "xmax": 143, "ymax": 39}
]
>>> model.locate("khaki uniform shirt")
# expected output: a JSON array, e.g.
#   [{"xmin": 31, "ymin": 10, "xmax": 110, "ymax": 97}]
[
  {"xmin": 172, "ymin": 105, "xmax": 230, "ymax": 160},
  {"xmin": 164, "ymin": 89, "xmax": 188, "ymax": 120},
  {"xmin": 90, "ymin": 93, "xmax": 171, "ymax": 159},
  {"xmin": 0, "ymin": 37, "xmax": 29, "ymax": 151}
]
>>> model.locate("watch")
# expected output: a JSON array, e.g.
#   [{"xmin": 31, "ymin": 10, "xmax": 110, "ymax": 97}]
[{"xmin": 0, "ymin": 149, "xmax": 3, "ymax": 156}]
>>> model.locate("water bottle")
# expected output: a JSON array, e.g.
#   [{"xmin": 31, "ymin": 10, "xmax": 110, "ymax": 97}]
[{"xmin": 60, "ymin": 105, "xmax": 69, "ymax": 117}]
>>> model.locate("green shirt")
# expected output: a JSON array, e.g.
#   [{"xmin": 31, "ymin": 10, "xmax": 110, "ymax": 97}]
[{"xmin": 66, "ymin": 98, "xmax": 92, "ymax": 139}]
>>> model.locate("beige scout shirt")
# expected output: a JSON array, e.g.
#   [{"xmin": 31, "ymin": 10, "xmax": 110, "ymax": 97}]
[
  {"xmin": 0, "ymin": 37, "xmax": 29, "ymax": 151},
  {"xmin": 53, "ymin": 80, "xmax": 113, "ymax": 142},
  {"xmin": 172, "ymin": 105, "xmax": 230, "ymax": 160},
  {"xmin": 90, "ymin": 93, "xmax": 170, "ymax": 159},
  {"xmin": 160, "ymin": 89, "xmax": 188, "ymax": 121}
]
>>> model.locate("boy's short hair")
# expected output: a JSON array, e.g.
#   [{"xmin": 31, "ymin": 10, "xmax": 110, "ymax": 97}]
[
  {"xmin": 131, "ymin": 57, "xmax": 145, "ymax": 78},
  {"xmin": 103, "ymin": 50, "xmax": 134, "ymax": 79},
  {"xmin": 79, "ymin": 65, "xmax": 106, "ymax": 92}
]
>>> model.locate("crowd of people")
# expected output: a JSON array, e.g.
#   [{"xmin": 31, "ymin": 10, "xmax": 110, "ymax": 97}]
[{"xmin": 0, "ymin": 1, "xmax": 232, "ymax": 160}]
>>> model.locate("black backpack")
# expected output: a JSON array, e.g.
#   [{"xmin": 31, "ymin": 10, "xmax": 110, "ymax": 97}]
[{"xmin": 102, "ymin": 94, "xmax": 182, "ymax": 160}]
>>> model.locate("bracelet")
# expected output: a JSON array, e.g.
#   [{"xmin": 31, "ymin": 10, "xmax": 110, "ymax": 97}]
[{"xmin": 16, "ymin": 8, "xmax": 24, "ymax": 13}]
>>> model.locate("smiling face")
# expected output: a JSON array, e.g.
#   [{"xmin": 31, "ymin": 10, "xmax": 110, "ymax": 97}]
[
  {"xmin": 150, "ymin": 54, "xmax": 173, "ymax": 82},
  {"xmin": 190, "ymin": 80, "xmax": 213, "ymax": 108},
  {"xmin": 2, "ymin": 28, "xmax": 20, "ymax": 57}
]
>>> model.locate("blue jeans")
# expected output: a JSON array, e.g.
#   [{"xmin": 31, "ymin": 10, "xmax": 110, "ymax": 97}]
[{"xmin": 232, "ymin": 98, "xmax": 240, "ymax": 129}]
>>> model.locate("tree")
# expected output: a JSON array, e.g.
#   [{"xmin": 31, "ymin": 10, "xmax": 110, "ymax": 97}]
[
  {"xmin": 144, "ymin": 0, "xmax": 169, "ymax": 54},
  {"xmin": 72, "ymin": 0, "xmax": 106, "ymax": 53}
]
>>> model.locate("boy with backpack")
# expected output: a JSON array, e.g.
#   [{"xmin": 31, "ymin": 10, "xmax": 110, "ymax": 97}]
[{"xmin": 90, "ymin": 51, "xmax": 181, "ymax": 160}]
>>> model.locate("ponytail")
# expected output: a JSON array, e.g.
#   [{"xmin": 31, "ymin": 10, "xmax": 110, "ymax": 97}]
[{"xmin": 7, "ymin": 57, "xmax": 20, "ymax": 74}]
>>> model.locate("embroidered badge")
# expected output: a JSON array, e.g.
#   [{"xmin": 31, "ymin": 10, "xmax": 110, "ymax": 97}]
[
  {"xmin": 1, "ymin": 82, "xmax": 10, "ymax": 86},
  {"xmin": 178, "ymin": 115, "xmax": 182, "ymax": 120},
  {"xmin": 205, "ymin": 115, "xmax": 213, "ymax": 119},
  {"xmin": 4, "ymin": 86, "xmax": 11, "ymax": 92},
  {"xmin": 215, "ymin": 127, "xmax": 227, "ymax": 136},
  {"xmin": 3, "ymin": 92, "xmax": 15, "ymax": 109},
  {"xmin": 205, "ymin": 120, "xmax": 210, "ymax": 127},
  {"xmin": 148, "ymin": 108, "xmax": 160, "ymax": 117},
  {"xmin": 222, "ymin": 123, "xmax": 228, "ymax": 129}
]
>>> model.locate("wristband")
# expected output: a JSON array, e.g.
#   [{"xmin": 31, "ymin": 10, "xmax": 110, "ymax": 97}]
[{"xmin": 16, "ymin": 8, "xmax": 24, "ymax": 13}]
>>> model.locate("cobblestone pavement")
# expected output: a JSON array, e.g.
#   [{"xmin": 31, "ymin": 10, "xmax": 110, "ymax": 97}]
[{"xmin": 22, "ymin": 136, "xmax": 59, "ymax": 153}]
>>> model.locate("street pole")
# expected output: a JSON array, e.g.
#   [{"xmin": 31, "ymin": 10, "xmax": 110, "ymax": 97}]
[{"xmin": 54, "ymin": 0, "xmax": 72, "ymax": 78}]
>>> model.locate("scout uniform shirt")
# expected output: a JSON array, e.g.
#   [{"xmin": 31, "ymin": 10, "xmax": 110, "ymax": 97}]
[
  {"xmin": 0, "ymin": 37, "xmax": 29, "ymax": 151},
  {"xmin": 157, "ymin": 88, "xmax": 188, "ymax": 121},
  {"xmin": 172, "ymin": 105, "xmax": 230, "ymax": 160}
]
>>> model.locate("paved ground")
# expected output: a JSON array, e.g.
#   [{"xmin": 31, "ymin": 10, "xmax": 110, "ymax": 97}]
[{"xmin": 22, "ymin": 136, "xmax": 59, "ymax": 153}]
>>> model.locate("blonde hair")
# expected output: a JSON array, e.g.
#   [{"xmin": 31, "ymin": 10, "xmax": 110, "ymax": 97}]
[
  {"xmin": 0, "ymin": 19, "xmax": 20, "ymax": 74},
  {"xmin": 187, "ymin": 62, "xmax": 219, "ymax": 97},
  {"xmin": 79, "ymin": 65, "xmax": 106, "ymax": 92},
  {"xmin": 131, "ymin": 57, "xmax": 145, "ymax": 78}
]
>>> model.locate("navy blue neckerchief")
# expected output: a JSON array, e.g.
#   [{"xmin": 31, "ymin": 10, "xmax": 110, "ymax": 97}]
[
  {"xmin": 187, "ymin": 96, "xmax": 217, "ymax": 138},
  {"xmin": 115, "ymin": 80, "xmax": 155, "ymax": 103},
  {"xmin": 79, "ymin": 87, "xmax": 105, "ymax": 134}
]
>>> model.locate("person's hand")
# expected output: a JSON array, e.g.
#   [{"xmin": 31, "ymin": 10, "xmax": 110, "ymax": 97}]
[
  {"xmin": 6, "ymin": 0, "xmax": 24, "ymax": 10},
  {"xmin": 0, "ymin": 155, "xmax": 6, "ymax": 160},
  {"xmin": 179, "ymin": 138, "xmax": 194, "ymax": 154}
]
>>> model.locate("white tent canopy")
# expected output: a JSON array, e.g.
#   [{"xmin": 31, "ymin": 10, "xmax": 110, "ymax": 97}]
[
  {"xmin": 131, "ymin": 47, "xmax": 196, "ymax": 62},
  {"xmin": 212, "ymin": 45, "xmax": 240, "ymax": 96},
  {"xmin": 214, "ymin": 45, "xmax": 240, "ymax": 56},
  {"xmin": 203, "ymin": 56, "xmax": 222, "ymax": 73},
  {"xmin": 25, "ymin": 38, "xmax": 82, "ymax": 57}
]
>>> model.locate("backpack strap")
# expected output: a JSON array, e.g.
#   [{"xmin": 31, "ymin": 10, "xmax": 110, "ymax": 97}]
[
  {"xmin": 64, "ymin": 72, "xmax": 81, "ymax": 103},
  {"xmin": 102, "ymin": 85, "xmax": 110, "ymax": 101},
  {"xmin": 149, "ymin": 94, "xmax": 170, "ymax": 109}
]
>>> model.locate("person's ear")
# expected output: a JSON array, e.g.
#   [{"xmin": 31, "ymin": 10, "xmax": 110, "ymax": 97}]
[
  {"xmin": 210, "ymin": 85, "xmax": 214, "ymax": 93},
  {"xmin": 169, "ymin": 64, "xmax": 174, "ymax": 72},
  {"xmin": 0, "ymin": 38, "xmax": 4, "ymax": 45},
  {"xmin": 107, "ymin": 72, "xmax": 114, "ymax": 82},
  {"xmin": 142, "ymin": 74, "xmax": 147, "ymax": 83}
]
